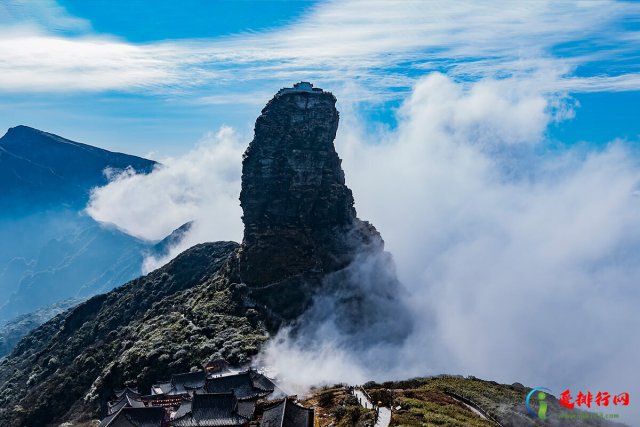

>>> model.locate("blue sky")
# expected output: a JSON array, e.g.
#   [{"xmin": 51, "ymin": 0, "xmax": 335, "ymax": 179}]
[
  {"xmin": 58, "ymin": 0, "xmax": 319, "ymax": 42},
  {"xmin": 1, "ymin": 0, "xmax": 639, "ymax": 157},
  {"xmin": 4, "ymin": 2, "xmax": 640, "ymax": 418}
]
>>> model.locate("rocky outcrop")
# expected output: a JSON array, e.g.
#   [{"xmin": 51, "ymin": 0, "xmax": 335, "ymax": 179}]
[
  {"xmin": 0, "ymin": 83, "xmax": 410, "ymax": 425},
  {"xmin": 238, "ymin": 82, "xmax": 384, "ymax": 319}
]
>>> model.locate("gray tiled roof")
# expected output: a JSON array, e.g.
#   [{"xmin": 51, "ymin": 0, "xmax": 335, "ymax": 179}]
[
  {"xmin": 236, "ymin": 400, "xmax": 256, "ymax": 420},
  {"xmin": 171, "ymin": 392, "xmax": 249, "ymax": 427},
  {"xmin": 108, "ymin": 394, "xmax": 145, "ymax": 415},
  {"xmin": 171, "ymin": 371, "xmax": 207, "ymax": 394},
  {"xmin": 262, "ymin": 400, "xmax": 313, "ymax": 427},
  {"xmin": 204, "ymin": 371, "xmax": 274, "ymax": 400},
  {"xmin": 151, "ymin": 381, "xmax": 173, "ymax": 395},
  {"xmin": 114, "ymin": 387, "xmax": 141, "ymax": 399},
  {"xmin": 152, "ymin": 370, "xmax": 207, "ymax": 395},
  {"xmin": 100, "ymin": 407, "xmax": 165, "ymax": 427}
]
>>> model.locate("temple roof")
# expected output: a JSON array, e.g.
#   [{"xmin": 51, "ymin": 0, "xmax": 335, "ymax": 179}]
[
  {"xmin": 108, "ymin": 393, "xmax": 145, "ymax": 415},
  {"xmin": 150, "ymin": 382, "xmax": 173, "ymax": 395},
  {"xmin": 100, "ymin": 407, "xmax": 165, "ymax": 427},
  {"xmin": 261, "ymin": 399, "xmax": 314, "ymax": 427},
  {"xmin": 277, "ymin": 82, "xmax": 325, "ymax": 95},
  {"xmin": 171, "ymin": 392, "xmax": 251, "ymax": 427},
  {"xmin": 204, "ymin": 370, "xmax": 274, "ymax": 400},
  {"xmin": 172, "ymin": 371, "xmax": 207, "ymax": 393},
  {"xmin": 236, "ymin": 400, "xmax": 256, "ymax": 420},
  {"xmin": 114, "ymin": 387, "xmax": 141, "ymax": 399},
  {"xmin": 152, "ymin": 370, "xmax": 206, "ymax": 395}
]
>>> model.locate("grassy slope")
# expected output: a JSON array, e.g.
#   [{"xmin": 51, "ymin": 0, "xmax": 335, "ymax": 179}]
[
  {"xmin": 364, "ymin": 377, "xmax": 626, "ymax": 427},
  {"xmin": 302, "ymin": 377, "xmax": 627, "ymax": 427}
]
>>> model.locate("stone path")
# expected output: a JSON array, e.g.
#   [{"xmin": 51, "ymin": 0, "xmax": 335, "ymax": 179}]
[
  {"xmin": 376, "ymin": 406, "xmax": 391, "ymax": 427},
  {"xmin": 353, "ymin": 388, "xmax": 391, "ymax": 427}
]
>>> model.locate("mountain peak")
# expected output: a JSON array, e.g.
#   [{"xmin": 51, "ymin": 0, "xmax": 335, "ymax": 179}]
[
  {"xmin": 238, "ymin": 81, "xmax": 369, "ymax": 286},
  {"xmin": 0, "ymin": 84, "xmax": 409, "ymax": 425},
  {"xmin": 5, "ymin": 124, "xmax": 41, "ymax": 134},
  {"xmin": 1, "ymin": 125, "xmax": 48, "ymax": 144},
  {"xmin": 236, "ymin": 82, "xmax": 388, "ymax": 321},
  {"xmin": 2, "ymin": 125, "xmax": 92, "ymax": 149},
  {"xmin": 0, "ymin": 125, "xmax": 157, "ymax": 215}
]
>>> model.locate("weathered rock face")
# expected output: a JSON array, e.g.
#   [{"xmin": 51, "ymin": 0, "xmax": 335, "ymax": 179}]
[
  {"xmin": 0, "ymin": 83, "xmax": 410, "ymax": 426},
  {"xmin": 237, "ymin": 82, "xmax": 412, "ymax": 342},
  {"xmin": 238, "ymin": 83, "xmax": 381, "ymax": 289}
]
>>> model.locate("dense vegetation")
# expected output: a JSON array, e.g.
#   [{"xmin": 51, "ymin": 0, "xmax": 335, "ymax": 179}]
[
  {"xmin": 0, "ymin": 298, "xmax": 82, "ymax": 358},
  {"xmin": 0, "ymin": 241, "xmax": 271, "ymax": 426}
]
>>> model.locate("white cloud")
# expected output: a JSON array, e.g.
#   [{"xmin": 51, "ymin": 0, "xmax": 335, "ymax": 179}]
[
  {"xmin": 86, "ymin": 126, "xmax": 245, "ymax": 262},
  {"xmin": 87, "ymin": 69, "xmax": 640, "ymax": 421},
  {"xmin": 0, "ymin": 33, "xmax": 183, "ymax": 92},
  {"xmin": 0, "ymin": 1, "xmax": 638, "ymax": 95},
  {"xmin": 0, "ymin": 0, "xmax": 90, "ymax": 33},
  {"xmin": 254, "ymin": 73, "xmax": 640, "ymax": 423}
]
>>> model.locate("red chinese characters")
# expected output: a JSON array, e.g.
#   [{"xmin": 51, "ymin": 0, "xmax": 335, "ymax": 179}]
[
  {"xmin": 559, "ymin": 390, "xmax": 574, "ymax": 409},
  {"xmin": 595, "ymin": 392, "xmax": 611, "ymax": 407},
  {"xmin": 559, "ymin": 390, "xmax": 629, "ymax": 408},
  {"xmin": 613, "ymin": 393, "xmax": 630, "ymax": 406},
  {"xmin": 575, "ymin": 391, "xmax": 593, "ymax": 408}
]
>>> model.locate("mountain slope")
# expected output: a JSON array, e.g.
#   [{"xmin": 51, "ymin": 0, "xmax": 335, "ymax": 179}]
[
  {"xmin": 306, "ymin": 379, "xmax": 624, "ymax": 427},
  {"xmin": 0, "ymin": 126, "xmax": 163, "ymax": 328},
  {"xmin": 0, "ymin": 125, "xmax": 156, "ymax": 214},
  {"xmin": 0, "ymin": 241, "xmax": 250, "ymax": 425},
  {"xmin": 0, "ymin": 298, "xmax": 82, "ymax": 359},
  {"xmin": 0, "ymin": 82, "xmax": 410, "ymax": 426},
  {"xmin": 0, "ymin": 217, "xmax": 150, "ymax": 322}
]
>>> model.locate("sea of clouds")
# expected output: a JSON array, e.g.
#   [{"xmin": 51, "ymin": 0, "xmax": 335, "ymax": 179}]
[{"xmin": 87, "ymin": 73, "xmax": 640, "ymax": 418}]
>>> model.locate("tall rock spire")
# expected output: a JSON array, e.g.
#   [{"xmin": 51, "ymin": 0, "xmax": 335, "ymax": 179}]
[
  {"xmin": 238, "ymin": 82, "xmax": 381, "ymax": 290},
  {"xmin": 238, "ymin": 82, "xmax": 412, "ymax": 340}
]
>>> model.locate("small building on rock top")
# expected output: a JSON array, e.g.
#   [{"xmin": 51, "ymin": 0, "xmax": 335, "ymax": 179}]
[{"xmin": 277, "ymin": 82, "xmax": 324, "ymax": 95}]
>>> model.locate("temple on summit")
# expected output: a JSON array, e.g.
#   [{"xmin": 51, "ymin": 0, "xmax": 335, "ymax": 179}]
[{"xmin": 276, "ymin": 81, "xmax": 324, "ymax": 95}]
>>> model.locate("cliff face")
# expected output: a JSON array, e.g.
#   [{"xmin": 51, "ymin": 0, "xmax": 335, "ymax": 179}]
[
  {"xmin": 238, "ymin": 83, "xmax": 384, "ymax": 319},
  {"xmin": 0, "ymin": 83, "xmax": 407, "ymax": 425}
]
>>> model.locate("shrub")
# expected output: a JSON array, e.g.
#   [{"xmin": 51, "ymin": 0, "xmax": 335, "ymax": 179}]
[{"xmin": 318, "ymin": 391, "xmax": 335, "ymax": 407}]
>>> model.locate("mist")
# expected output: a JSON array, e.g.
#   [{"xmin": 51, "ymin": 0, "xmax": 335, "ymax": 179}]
[
  {"xmin": 87, "ymin": 127, "xmax": 245, "ymax": 273},
  {"xmin": 87, "ymin": 74, "xmax": 640, "ymax": 418}
]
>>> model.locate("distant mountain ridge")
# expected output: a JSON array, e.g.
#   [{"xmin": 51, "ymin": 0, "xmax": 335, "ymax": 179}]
[
  {"xmin": 0, "ymin": 126, "xmax": 182, "ymax": 352},
  {"xmin": 0, "ymin": 125, "xmax": 156, "ymax": 214}
]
